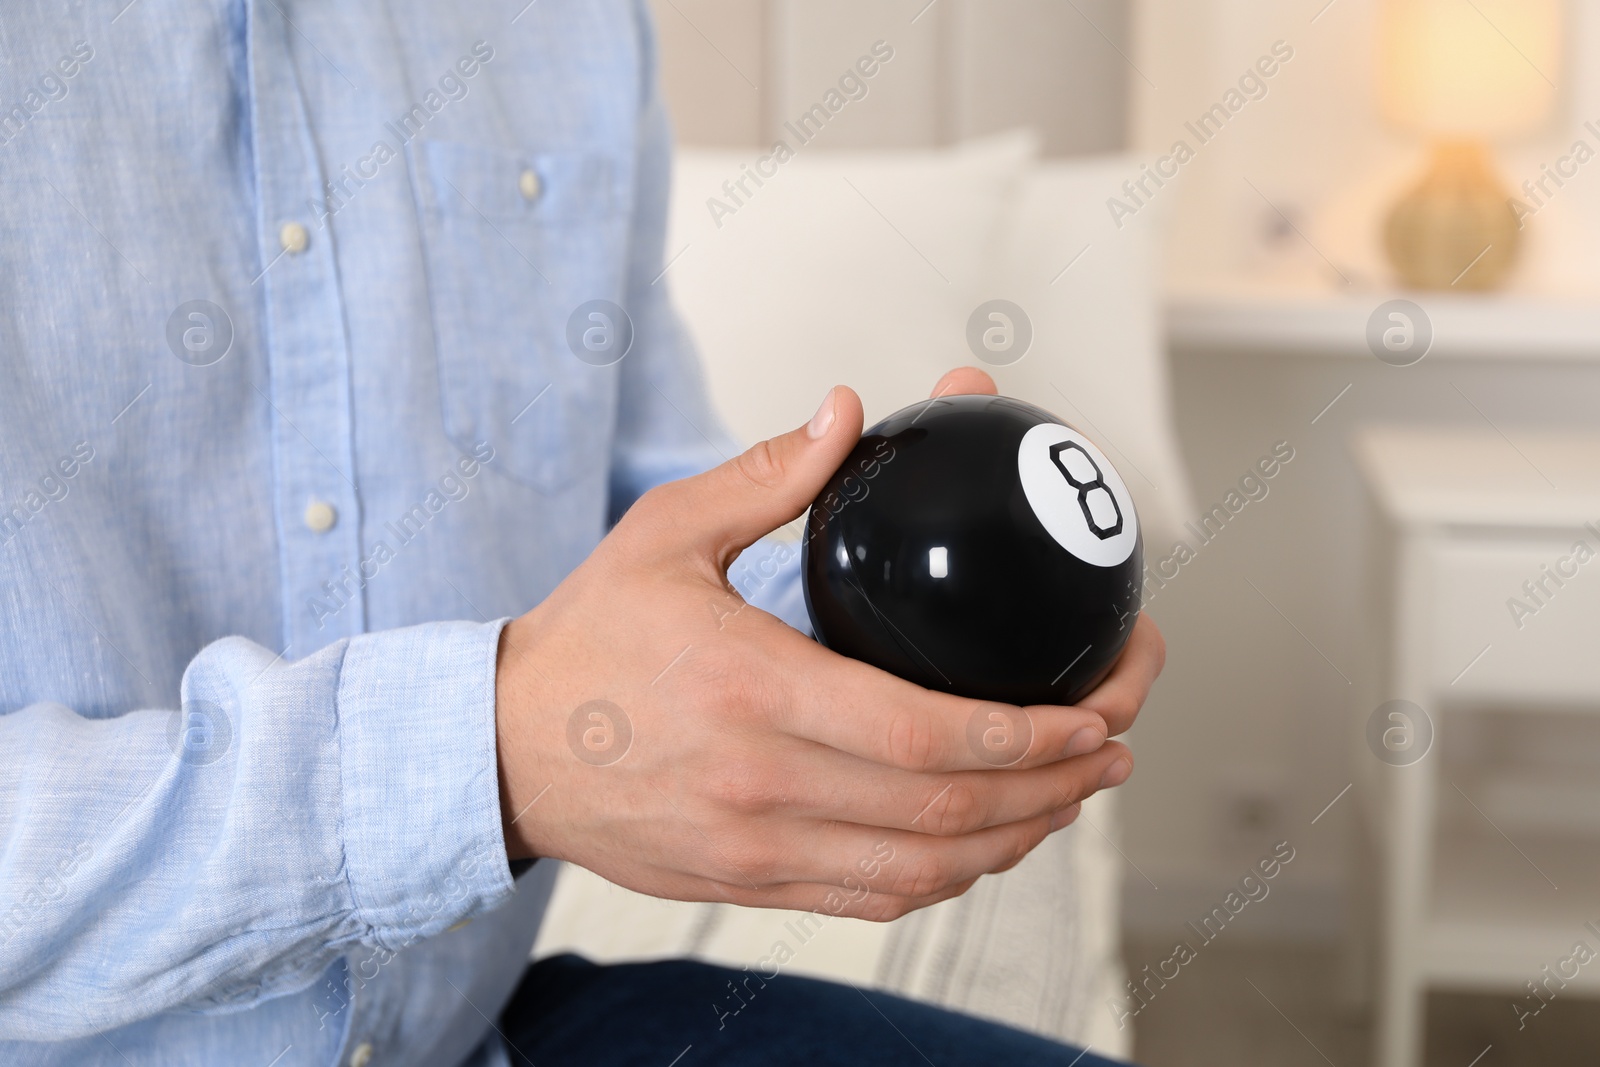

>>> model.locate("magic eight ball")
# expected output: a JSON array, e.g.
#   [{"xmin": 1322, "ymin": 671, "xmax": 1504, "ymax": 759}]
[{"xmin": 801, "ymin": 394, "xmax": 1143, "ymax": 707}]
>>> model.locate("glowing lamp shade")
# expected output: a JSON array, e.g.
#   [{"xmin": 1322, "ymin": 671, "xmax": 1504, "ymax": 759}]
[{"xmin": 1377, "ymin": 0, "xmax": 1561, "ymax": 138}]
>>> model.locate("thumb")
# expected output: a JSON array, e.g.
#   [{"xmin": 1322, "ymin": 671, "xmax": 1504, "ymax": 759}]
[{"xmin": 656, "ymin": 386, "xmax": 864, "ymax": 568}]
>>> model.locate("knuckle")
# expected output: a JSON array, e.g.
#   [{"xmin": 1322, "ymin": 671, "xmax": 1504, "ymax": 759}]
[
  {"xmin": 890, "ymin": 849, "xmax": 950, "ymax": 899},
  {"xmin": 732, "ymin": 439, "xmax": 786, "ymax": 492},
  {"xmin": 923, "ymin": 781, "xmax": 984, "ymax": 836},
  {"xmin": 696, "ymin": 646, "xmax": 774, "ymax": 720},
  {"xmin": 712, "ymin": 877, "xmax": 769, "ymax": 904},
  {"xmin": 852, "ymin": 891, "xmax": 916, "ymax": 923},
  {"xmin": 616, "ymin": 483, "xmax": 691, "ymax": 558},
  {"xmin": 1006, "ymin": 822, "xmax": 1047, "ymax": 869},
  {"xmin": 716, "ymin": 834, "xmax": 777, "ymax": 883},
  {"xmin": 885, "ymin": 708, "xmax": 947, "ymax": 772},
  {"xmin": 707, "ymin": 762, "xmax": 779, "ymax": 817},
  {"xmin": 1100, "ymin": 692, "xmax": 1137, "ymax": 732},
  {"xmin": 630, "ymin": 482, "xmax": 682, "ymax": 530},
  {"xmin": 635, "ymin": 481, "xmax": 674, "ymax": 512},
  {"xmin": 1017, "ymin": 831, "xmax": 1040, "ymax": 868},
  {"xmin": 1053, "ymin": 772, "xmax": 1086, "ymax": 809}
]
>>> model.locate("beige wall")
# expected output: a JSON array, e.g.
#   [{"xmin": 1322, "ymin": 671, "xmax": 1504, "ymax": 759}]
[
  {"xmin": 1127, "ymin": 0, "xmax": 1600, "ymax": 935},
  {"xmin": 649, "ymin": 0, "xmax": 1131, "ymax": 154}
]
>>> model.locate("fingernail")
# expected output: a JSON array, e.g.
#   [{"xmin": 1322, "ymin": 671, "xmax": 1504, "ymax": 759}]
[
  {"xmin": 1050, "ymin": 803, "xmax": 1081, "ymax": 832},
  {"xmin": 1063, "ymin": 726, "xmax": 1104, "ymax": 759},
  {"xmin": 807, "ymin": 387, "xmax": 837, "ymax": 440},
  {"xmin": 1100, "ymin": 758, "xmax": 1132, "ymax": 789}
]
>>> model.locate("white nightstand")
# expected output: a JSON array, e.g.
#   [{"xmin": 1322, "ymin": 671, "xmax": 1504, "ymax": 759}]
[
  {"xmin": 1168, "ymin": 277, "xmax": 1600, "ymax": 362},
  {"xmin": 1353, "ymin": 426, "xmax": 1600, "ymax": 1067}
]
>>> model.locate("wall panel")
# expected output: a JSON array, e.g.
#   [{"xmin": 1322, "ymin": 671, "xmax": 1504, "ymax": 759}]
[{"xmin": 649, "ymin": 0, "xmax": 1130, "ymax": 154}]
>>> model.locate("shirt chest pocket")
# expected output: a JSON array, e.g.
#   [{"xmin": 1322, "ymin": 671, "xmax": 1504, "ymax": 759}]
[{"xmin": 409, "ymin": 139, "xmax": 627, "ymax": 494}]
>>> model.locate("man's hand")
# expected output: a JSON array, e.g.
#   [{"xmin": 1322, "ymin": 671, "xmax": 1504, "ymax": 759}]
[{"xmin": 494, "ymin": 367, "xmax": 1164, "ymax": 920}]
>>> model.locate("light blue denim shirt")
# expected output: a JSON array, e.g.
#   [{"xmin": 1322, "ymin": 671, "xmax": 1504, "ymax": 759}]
[{"xmin": 0, "ymin": 2, "xmax": 805, "ymax": 1064}]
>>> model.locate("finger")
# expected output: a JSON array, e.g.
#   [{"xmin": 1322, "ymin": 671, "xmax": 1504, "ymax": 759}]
[
  {"xmin": 673, "ymin": 817, "xmax": 1045, "ymax": 899},
  {"xmin": 930, "ymin": 366, "xmax": 998, "ymax": 398},
  {"xmin": 792, "ymin": 816, "xmax": 1053, "ymax": 899},
  {"xmin": 778, "ymin": 635, "xmax": 1116, "ymax": 772},
  {"xmin": 746, "ymin": 739, "xmax": 1130, "ymax": 837},
  {"xmin": 634, "ymin": 385, "xmax": 865, "ymax": 569},
  {"xmin": 1074, "ymin": 613, "xmax": 1165, "ymax": 736},
  {"xmin": 905, "ymin": 744, "xmax": 1126, "ymax": 836},
  {"xmin": 692, "ymin": 875, "xmax": 984, "ymax": 923}
]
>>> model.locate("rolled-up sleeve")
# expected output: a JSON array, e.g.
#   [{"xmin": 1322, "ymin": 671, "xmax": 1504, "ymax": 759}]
[{"xmin": 0, "ymin": 619, "xmax": 514, "ymax": 1042}]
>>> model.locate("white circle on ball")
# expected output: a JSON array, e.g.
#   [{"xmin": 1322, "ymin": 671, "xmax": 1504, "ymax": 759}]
[{"xmin": 1017, "ymin": 423, "xmax": 1138, "ymax": 567}]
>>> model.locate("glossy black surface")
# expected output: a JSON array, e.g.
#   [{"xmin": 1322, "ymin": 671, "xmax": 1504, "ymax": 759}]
[{"xmin": 801, "ymin": 394, "xmax": 1142, "ymax": 706}]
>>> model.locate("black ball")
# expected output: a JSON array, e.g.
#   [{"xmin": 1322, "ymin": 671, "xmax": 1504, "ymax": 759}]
[{"xmin": 801, "ymin": 394, "xmax": 1143, "ymax": 707}]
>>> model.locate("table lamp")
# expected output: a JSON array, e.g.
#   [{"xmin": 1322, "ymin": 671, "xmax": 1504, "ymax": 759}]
[{"xmin": 1377, "ymin": 0, "xmax": 1561, "ymax": 290}]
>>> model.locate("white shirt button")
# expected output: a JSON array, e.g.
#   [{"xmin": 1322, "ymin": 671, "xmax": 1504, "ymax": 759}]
[
  {"xmin": 279, "ymin": 221, "xmax": 310, "ymax": 255},
  {"xmin": 304, "ymin": 499, "xmax": 337, "ymax": 534},
  {"xmin": 518, "ymin": 168, "xmax": 541, "ymax": 201},
  {"xmin": 349, "ymin": 1042, "xmax": 374, "ymax": 1067}
]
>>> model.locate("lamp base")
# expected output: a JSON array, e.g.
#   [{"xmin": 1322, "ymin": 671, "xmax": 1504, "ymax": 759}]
[{"xmin": 1384, "ymin": 140, "xmax": 1520, "ymax": 291}]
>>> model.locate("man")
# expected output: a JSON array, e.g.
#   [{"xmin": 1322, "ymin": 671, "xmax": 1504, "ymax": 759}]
[{"xmin": 0, "ymin": 2, "xmax": 1162, "ymax": 1064}]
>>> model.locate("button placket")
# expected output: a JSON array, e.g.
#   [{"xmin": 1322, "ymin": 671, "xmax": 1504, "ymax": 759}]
[{"xmin": 246, "ymin": 2, "xmax": 366, "ymax": 652}]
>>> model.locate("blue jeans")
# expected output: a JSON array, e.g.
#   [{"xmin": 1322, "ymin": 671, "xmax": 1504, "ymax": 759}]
[{"xmin": 500, "ymin": 953, "xmax": 1131, "ymax": 1066}]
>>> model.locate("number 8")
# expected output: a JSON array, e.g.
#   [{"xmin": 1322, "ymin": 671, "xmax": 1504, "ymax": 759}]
[{"xmin": 1049, "ymin": 441, "xmax": 1123, "ymax": 540}]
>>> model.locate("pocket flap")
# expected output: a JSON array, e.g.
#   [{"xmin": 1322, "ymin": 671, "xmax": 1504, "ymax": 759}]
[{"xmin": 414, "ymin": 140, "xmax": 616, "ymax": 223}]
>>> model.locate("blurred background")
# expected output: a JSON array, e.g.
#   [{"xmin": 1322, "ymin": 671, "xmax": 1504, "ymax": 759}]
[{"xmin": 533, "ymin": 2, "xmax": 1600, "ymax": 1064}]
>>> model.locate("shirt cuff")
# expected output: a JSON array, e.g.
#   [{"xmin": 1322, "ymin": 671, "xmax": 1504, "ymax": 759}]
[{"xmin": 335, "ymin": 618, "xmax": 516, "ymax": 948}]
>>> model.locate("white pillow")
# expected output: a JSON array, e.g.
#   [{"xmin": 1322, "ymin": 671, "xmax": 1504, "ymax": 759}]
[
  {"xmin": 667, "ymin": 140, "xmax": 1192, "ymax": 548},
  {"xmin": 665, "ymin": 131, "xmax": 1040, "ymax": 436}
]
